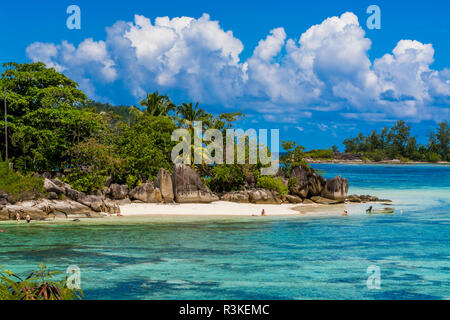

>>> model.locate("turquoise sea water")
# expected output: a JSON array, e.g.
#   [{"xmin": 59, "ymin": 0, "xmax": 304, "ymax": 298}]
[{"xmin": 0, "ymin": 164, "xmax": 449, "ymax": 300}]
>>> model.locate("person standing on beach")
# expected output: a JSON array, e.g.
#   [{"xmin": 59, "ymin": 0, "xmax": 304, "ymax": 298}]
[
  {"xmin": 16, "ymin": 213, "xmax": 20, "ymax": 222},
  {"xmin": 261, "ymin": 209, "xmax": 266, "ymax": 216},
  {"xmin": 26, "ymin": 214, "xmax": 31, "ymax": 224}
]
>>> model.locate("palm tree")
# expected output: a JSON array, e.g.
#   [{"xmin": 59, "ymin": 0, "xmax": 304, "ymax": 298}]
[
  {"xmin": 139, "ymin": 91, "xmax": 175, "ymax": 116},
  {"xmin": 172, "ymin": 133, "xmax": 212, "ymax": 165},
  {"xmin": 175, "ymin": 102, "xmax": 208, "ymax": 128}
]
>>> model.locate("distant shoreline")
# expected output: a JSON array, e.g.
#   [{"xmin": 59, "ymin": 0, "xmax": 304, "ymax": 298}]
[{"xmin": 307, "ymin": 160, "xmax": 450, "ymax": 165}]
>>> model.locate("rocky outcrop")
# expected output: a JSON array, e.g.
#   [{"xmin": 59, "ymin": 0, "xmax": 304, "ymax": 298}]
[
  {"xmin": 109, "ymin": 184, "xmax": 129, "ymax": 200},
  {"xmin": 283, "ymin": 195, "xmax": 303, "ymax": 203},
  {"xmin": 276, "ymin": 169, "xmax": 289, "ymax": 187},
  {"xmin": 0, "ymin": 199, "xmax": 105, "ymax": 221},
  {"xmin": 43, "ymin": 178, "xmax": 65, "ymax": 194},
  {"xmin": 321, "ymin": 175, "xmax": 348, "ymax": 202},
  {"xmin": 129, "ymin": 183, "xmax": 163, "ymax": 203},
  {"xmin": 248, "ymin": 189, "xmax": 282, "ymax": 204},
  {"xmin": 172, "ymin": 164, "xmax": 219, "ymax": 203},
  {"xmin": 155, "ymin": 169, "xmax": 174, "ymax": 203},
  {"xmin": 346, "ymin": 194, "xmax": 362, "ymax": 202},
  {"xmin": 64, "ymin": 185, "xmax": 85, "ymax": 202},
  {"xmin": 357, "ymin": 195, "xmax": 392, "ymax": 203},
  {"xmin": 0, "ymin": 193, "xmax": 9, "ymax": 206},
  {"xmin": 221, "ymin": 190, "xmax": 250, "ymax": 203},
  {"xmin": 289, "ymin": 165, "xmax": 326, "ymax": 198},
  {"xmin": 221, "ymin": 189, "xmax": 282, "ymax": 204},
  {"xmin": 310, "ymin": 196, "xmax": 340, "ymax": 205},
  {"xmin": 62, "ymin": 184, "xmax": 119, "ymax": 214}
]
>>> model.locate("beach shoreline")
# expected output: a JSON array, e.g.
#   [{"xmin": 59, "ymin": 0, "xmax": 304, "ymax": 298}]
[
  {"xmin": 118, "ymin": 201, "xmax": 356, "ymax": 217},
  {"xmin": 307, "ymin": 160, "xmax": 450, "ymax": 165}
]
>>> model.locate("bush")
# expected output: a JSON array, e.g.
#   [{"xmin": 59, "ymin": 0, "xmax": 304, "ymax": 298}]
[
  {"xmin": 64, "ymin": 138, "xmax": 123, "ymax": 192},
  {"xmin": 257, "ymin": 175, "xmax": 288, "ymax": 195},
  {"xmin": 208, "ymin": 165, "xmax": 245, "ymax": 193},
  {"xmin": 0, "ymin": 162, "xmax": 45, "ymax": 202},
  {"xmin": 426, "ymin": 152, "xmax": 442, "ymax": 163},
  {"xmin": 304, "ymin": 149, "xmax": 333, "ymax": 159},
  {"xmin": 367, "ymin": 149, "xmax": 385, "ymax": 162},
  {"xmin": 0, "ymin": 264, "xmax": 83, "ymax": 300},
  {"xmin": 63, "ymin": 172, "xmax": 108, "ymax": 193},
  {"xmin": 288, "ymin": 177, "xmax": 298, "ymax": 190}
]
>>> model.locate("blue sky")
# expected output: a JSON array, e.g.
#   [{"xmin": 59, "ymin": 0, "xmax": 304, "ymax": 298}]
[{"xmin": 1, "ymin": 0, "xmax": 449, "ymax": 149}]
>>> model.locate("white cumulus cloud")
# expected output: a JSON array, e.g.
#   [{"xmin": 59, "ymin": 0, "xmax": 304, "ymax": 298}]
[{"xmin": 25, "ymin": 12, "xmax": 450, "ymax": 122}]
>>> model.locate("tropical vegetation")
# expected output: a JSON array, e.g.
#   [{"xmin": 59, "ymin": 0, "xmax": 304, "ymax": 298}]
[
  {"xmin": 0, "ymin": 62, "xmax": 448, "ymax": 199},
  {"xmin": 0, "ymin": 264, "xmax": 83, "ymax": 300},
  {"xmin": 343, "ymin": 120, "xmax": 449, "ymax": 162}
]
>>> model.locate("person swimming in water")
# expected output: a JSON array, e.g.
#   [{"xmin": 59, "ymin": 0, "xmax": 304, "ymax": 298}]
[
  {"xmin": 342, "ymin": 210, "xmax": 348, "ymax": 216},
  {"xmin": 26, "ymin": 214, "xmax": 31, "ymax": 224}
]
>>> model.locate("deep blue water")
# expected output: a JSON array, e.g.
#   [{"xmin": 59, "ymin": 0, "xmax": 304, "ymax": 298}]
[{"xmin": 0, "ymin": 164, "xmax": 449, "ymax": 299}]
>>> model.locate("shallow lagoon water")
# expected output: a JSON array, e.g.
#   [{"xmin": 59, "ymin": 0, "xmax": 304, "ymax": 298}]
[{"xmin": 0, "ymin": 164, "xmax": 449, "ymax": 299}]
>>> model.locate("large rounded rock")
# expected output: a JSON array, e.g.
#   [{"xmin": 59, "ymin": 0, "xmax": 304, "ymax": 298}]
[
  {"xmin": 310, "ymin": 196, "xmax": 340, "ymax": 205},
  {"xmin": 43, "ymin": 178, "xmax": 65, "ymax": 194},
  {"xmin": 155, "ymin": 169, "xmax": 174, "ymax": 203},
  {"xmin": 172, "ymin": 164, "xmax": 219, "ymax": 203},
  {"xmin": 0, "ymin": 192, "xmax": 9, "ymax": 206},
  {"xmin": 78, "ymin": 195, "xmax": 105, "ymax": 212},
  {"xmin": 129, "ymin": 183, "xmax": 163, "ymax": 203},
  {"xmin": 1, "ymin": 200, "xmax": 53, "ymax": 220},
  {"xmin": 221, "ymin": 190, "xmax": 250, "ymax": 203},
  {"xmin": 65, "ymin": 186, "xmax": 85, "ymax": 202},
  {"xmin": 109, "ymin": 184, "xmax": 129, "ymax": 200},
  {"xmin": 346, "ymin": 194, "xmax": 361, "ymax": 202},
  {"xmin": 289, "ymin": 165, "xmax": 326, "ymax": 198},
  {"xmin": 247, "ymin": 188, "xmax": 282, "ymax": 204},
  {"xmin": 321, "ymin": 175, "xmax": 348, "ymax": 202},
  {"xmin": 284, "ymin": 195, "xmax": 303, "ymax": 203},
  {"xmin": 276, "ymin": 169, "xmax": 289, "ymax": 187}
]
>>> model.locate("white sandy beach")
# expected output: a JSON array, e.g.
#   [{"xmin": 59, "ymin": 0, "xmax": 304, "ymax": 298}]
[{"xmin": 119, "ymin": 201, "xmax": 353, "ymax": 217}]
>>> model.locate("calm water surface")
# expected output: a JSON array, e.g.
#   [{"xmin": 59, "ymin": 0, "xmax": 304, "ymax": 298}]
[{"xmin": 0, "ymin": 164, "xmax": 449, "ymax": 299}]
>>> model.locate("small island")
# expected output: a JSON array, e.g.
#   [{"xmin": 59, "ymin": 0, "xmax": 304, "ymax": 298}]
[{"xmin": 0, "ymin": 63, "xmax": 429, "ymax": 220}]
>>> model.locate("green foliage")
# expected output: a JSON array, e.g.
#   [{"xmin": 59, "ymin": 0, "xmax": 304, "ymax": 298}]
[
  {"xmin": 256, "ymin": 175, "xmax": 288, "ymax": 195},
  {"xmin": 428, "ymin": 121, "xmax": 449, "ymax": 161},
  {"xmin": 113, "ymin": 114, "xmax": 176, "ymax": 186},
  {"xmin": 175, "ymin": 102, "xmax": 208, "ymax": 128},
  {"xmin": 139, "ymin": 91, "xmax": 175, "ymax": 116},
  {"xmin": 280, "ymin": 141, "xmax": 309, "ymax": 175},
  {"xmin": 126, "ymin": 174, "xmax": 140, "ymax": 189},
  {"xmin": 0, "ymin": 264, "xmax": 83, "ymax": 300},
  {"xmin": 304, "ymin": 149, "xmax": 333, "ymax": 159},
  {"xmin": 366, "ymin": 149, "xmax": 385, "ymax": 162},
  {"xmin": 288, "ymin": 177, "xmax": 298, "ymax": 190},
  {"xmin": 426, "ymin": 152, "xmax": 441, "ymax": 163},
  {"xmin": 1, "ymin": 62, "xmax": 106, "ymax": 172},
  {"xmin": 63, "ymin": 138, "xmax": 122, "ymax": 193},
  {"xmin": 0, "ymin": 162, "xmax": 45, "ymax": 202},
  {"xmin": 86, "ymin": 101, "xmax": 142, "ymax": 126},
  {"xmin": 342, "ymin": 120, "xmax": 449, "ymax": 162},
  {"xmin": 207, "ymin": 164, "xmax": 245, "ymax": 193}
]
